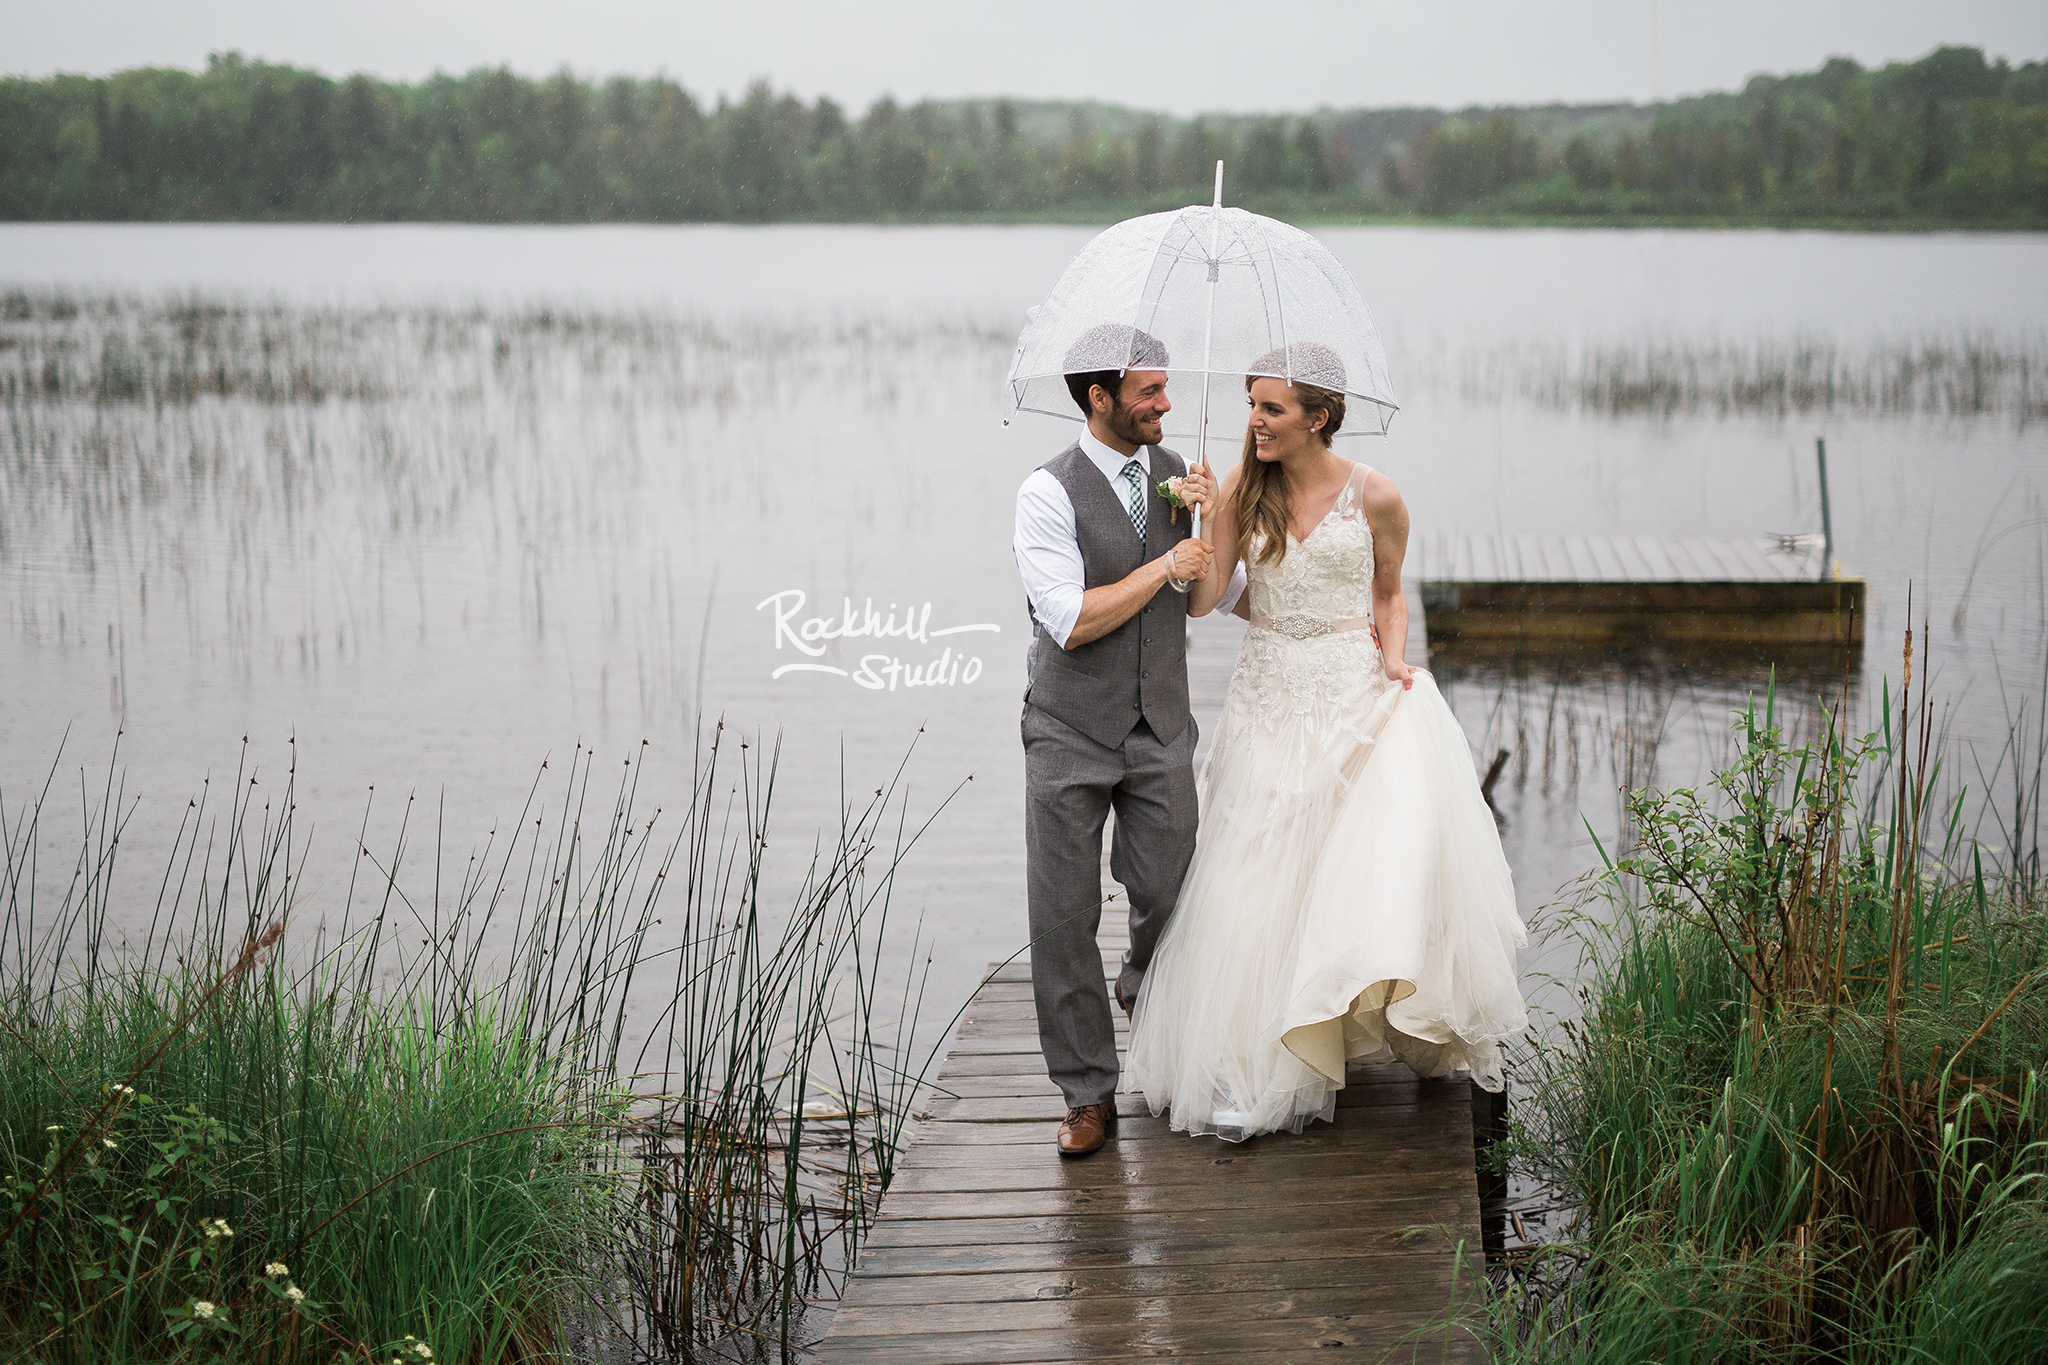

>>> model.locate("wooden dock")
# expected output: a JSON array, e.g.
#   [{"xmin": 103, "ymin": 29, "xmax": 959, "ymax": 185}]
[
  {"xmin": 1411, "ymin": 531, "xmax": 1864, "ymax": 647},
  {"xmin": 819, "ymin": 878, "xmax": 1484, "ymax": 1364}
]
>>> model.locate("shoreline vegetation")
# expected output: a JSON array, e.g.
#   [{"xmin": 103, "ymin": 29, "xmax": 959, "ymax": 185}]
[
  {"xmin": 3, "ymin": 46, "xmax": 2046, "ymax": 231},
  {"xmin": 1474, "ymin": 632, "xmax": 2048, "ymax": 1362},
  {"xmin": 4, "ymin": 290, "xmax": 2042, "ymax": 430},
  {"xmin": 0, "ymin": 728, "xmax": 952, "ymax": 1362}
]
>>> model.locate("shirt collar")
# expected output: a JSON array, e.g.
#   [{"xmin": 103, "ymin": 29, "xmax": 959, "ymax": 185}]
[{"xmin": 1077, "ymin": 427, "xmax": 1146, "ymax": 484}]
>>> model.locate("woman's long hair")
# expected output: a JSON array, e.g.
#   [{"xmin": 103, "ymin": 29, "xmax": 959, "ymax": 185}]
[{"xmin": 1228, "ymin": 347, "xmax": 1348, "ymax": 567}]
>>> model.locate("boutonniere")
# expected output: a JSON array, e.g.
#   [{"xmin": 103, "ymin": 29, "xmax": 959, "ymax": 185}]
[{"xmin": 1157, "ymin": 477, "xmax": 1188, "ymax": 525}]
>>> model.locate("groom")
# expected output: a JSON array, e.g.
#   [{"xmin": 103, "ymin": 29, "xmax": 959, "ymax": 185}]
[{"xmin": 1013, "ymin": 324, "xmax": 1215, "ymax": 1158}]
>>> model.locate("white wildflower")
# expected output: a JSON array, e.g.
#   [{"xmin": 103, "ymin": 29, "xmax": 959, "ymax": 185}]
[
  {"xmin": 102, "ymin": 1138, "xmax": 117, "ymax": 1150},
  {"xmin": 285, "ymin": 1286, "xmax": 306, "ymax": 1304},
  {"xmin": 191, "ymin": 1300, "xmax": 216, "ymax": 1321},
  {"xmin": 107, "ymin": 1083, "xmax": 135, "ymax": 1097},
  {"xmin": 265, "ymin": 1261, "xmax": 289, "ymax": 1278},
  {"xmin": 202, "ymin": 1217, "xmax": 233, "ymax": 1240}
]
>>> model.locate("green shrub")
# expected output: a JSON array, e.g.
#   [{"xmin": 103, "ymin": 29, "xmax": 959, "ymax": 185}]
[{"xmin": 1479, "ymin": 654, "xmax": 2048, "ymax": 1362}]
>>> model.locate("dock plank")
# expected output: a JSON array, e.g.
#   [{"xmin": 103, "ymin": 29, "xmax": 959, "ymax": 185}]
[
  {"xmin": 853, "ymin": 1214, "xmax": 1457, "ymax": 1274},
  {"xmin": 1619, "ymin": 535, "xmax": 1666, "ymax": 581},
  {"xmin": 1606, "ymin": 538, "xmax": 1638, "ymax": 581}
]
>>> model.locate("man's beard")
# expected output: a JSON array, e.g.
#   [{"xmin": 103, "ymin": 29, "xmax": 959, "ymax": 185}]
[{"xmin": 1106, "ymin": 401, "xmax": 1155, "ymax": 448}]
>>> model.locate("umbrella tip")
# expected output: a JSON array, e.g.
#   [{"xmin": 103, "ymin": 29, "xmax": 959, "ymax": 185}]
[{"xmin": 1213, "ymin": 161, "xmax": 1224, "ymax": 209}]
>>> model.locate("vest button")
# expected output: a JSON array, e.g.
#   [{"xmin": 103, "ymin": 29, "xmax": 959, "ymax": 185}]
[{"xmin": 1142, "ymin": 671, "xmax": 1149, "ymax": 679}]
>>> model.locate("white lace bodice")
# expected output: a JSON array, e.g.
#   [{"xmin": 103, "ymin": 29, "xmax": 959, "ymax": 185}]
[
  {"xmin": 1216, "ymin": 463, "xmax": 1395, "ymax": 802},
  {"xmin": 1244, "ymin": 463, "xmax": 1377, "ymax": 626}
]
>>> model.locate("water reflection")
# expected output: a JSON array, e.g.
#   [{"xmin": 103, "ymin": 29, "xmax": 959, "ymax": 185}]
[
  {"xmin": 3, "ymin": 226, "xmax": 2045, "ymax": 1054},
  {"xmin": 1442, "ymin": 636, "xmax": 1852, "ymax": 851}
]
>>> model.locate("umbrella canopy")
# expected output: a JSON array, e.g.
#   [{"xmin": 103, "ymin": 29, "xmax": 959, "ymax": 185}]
[{"xmin": 1007, "ymin": 192, "xmax": 1399, "ymax": 443}]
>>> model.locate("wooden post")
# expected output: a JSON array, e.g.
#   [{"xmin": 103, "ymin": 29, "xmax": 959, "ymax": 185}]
[{"xmin": 1817, "ymin": 437, "xmax": 1835, "ymax": 582}]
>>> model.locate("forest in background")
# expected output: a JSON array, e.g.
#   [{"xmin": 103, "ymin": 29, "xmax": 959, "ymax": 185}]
[{"xmin": 2, "ymin": 44, "xmax": 2044, "ymax": 226}]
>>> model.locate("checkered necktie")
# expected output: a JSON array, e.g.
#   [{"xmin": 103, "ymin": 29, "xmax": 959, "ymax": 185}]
[{"xmin": 1120, "ymin": 459, "xmax": 1146, "ymax": 539}]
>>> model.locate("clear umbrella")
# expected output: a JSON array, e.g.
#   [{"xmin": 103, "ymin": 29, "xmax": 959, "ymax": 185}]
[{"xmin": 1008, "ymin": 165, "xmax": 1398, "ymax": 533}]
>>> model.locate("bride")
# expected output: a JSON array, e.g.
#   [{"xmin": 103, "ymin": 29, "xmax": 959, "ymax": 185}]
[{"xmin": 1125, "ymin": 343, "xmax": 1528, "ymax": 1141}]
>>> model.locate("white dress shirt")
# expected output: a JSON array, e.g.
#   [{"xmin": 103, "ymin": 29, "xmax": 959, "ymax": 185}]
[
  {"xmin": 1015, "ymin": 430, "xmax": 1246, "ymax": 646},
  {"xmin": 1014, "ymin": 428, "xmax": 1148, "ymax": 647}
]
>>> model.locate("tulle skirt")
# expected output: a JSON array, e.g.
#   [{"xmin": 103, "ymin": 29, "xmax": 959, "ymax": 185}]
[{"xmin": 1126, "ymin": 636, "xmax": 1527, "ymax": 1141}]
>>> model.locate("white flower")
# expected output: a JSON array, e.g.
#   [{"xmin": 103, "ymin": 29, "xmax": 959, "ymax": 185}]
[
  {"xmin": 404, "ymin": 1337, "xmax": 433, "ymax": 1360},
  {"xmin": 191, "ymin": 1300, "xmax": 216, "ymax": 1321},
  {"xmin": 107, "ymin": 1083, "xmax": 135, "ymax": 1097},
  {"xmin": 102, "ymin": 1137, "xmax": 118, "ymax": 1150},
  {"xmin": 265, "ymin": 1261, "xmax": 289, "ymax": 1278},
  {"xmin": 285, "ymin": 1286, "xmax": 306, "ymax": 1304},
  {"xmin": 202, "ymin": 1217, "xmax": 233, "ymax": 1240}
]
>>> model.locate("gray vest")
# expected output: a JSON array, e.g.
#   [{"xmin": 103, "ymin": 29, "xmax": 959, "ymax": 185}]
[{"xmin": 1026, "ymin": 442, "xmax": 1194, "ymax": 749}]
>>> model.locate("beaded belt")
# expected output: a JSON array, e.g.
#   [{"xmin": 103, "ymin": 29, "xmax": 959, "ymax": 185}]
[{"xmin": 1248, "ymin": 611, "xmax": 1375, "ymax": 641}]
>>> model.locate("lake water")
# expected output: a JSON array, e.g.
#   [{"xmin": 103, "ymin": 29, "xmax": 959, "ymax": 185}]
[{"xmin": 4, "ymin": 223, "xmax": 2045, "ymax": 1061}]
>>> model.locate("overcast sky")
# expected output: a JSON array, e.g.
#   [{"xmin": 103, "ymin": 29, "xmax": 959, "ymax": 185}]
[{"xmin": 8, "ymin": 0, "xmax": 2046, "ymax": 115}]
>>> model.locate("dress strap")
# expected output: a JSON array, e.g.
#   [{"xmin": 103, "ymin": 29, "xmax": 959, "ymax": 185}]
[{"xmin": 1336, "ymin": 462, "xmax": 1372, "ymax": 517}]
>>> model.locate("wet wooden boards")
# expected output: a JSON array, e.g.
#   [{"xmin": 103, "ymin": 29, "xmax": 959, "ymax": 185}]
[{"xmin": 814, "ymin": 907, "xmax": 1485, "ymax": 1364}]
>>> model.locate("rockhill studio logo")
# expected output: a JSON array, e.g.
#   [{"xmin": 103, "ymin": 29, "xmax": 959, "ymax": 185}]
[{"xmin": 756, "ymin": 591, "xmax": 999, "ymax": 689}]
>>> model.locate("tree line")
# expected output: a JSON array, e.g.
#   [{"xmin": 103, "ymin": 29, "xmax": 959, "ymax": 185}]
[
  {"xmin": 1384, "ymin": 46, "xmax": 2048, "ymax": 222},
  {"xmin": 0, "ymin": 53, "xmax": 1349, "ymax": 222},
  {"xmin": 1, "ymin": 45, "xmax": 2042, "ymax": 225}
]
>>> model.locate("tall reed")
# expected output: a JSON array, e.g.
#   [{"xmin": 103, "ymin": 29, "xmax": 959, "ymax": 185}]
[
  {"xmin": 1451, "ymin": 330, "xmax": 2048, "ymax": 424},
  {"xmin": 1481, "ymin": 626, "xmax": 2048, "ymax": 1362},
  {"xmin": 0, "ymin": 724, "xmax": 944, "ymax": 1362}
]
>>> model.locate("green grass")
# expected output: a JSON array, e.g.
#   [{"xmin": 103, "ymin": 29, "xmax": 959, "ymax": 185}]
[
  {"xmin": 0, "ymin": 727, "xmax": 947, "ymax": 1362},
  {"xmin": 1473, "ymin": 636, "xmax": 2048, "ymax": 1363}
]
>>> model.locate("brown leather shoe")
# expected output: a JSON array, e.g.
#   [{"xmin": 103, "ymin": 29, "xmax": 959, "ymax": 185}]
[{"xmin": 1057, "ymin": 1101, "xmax": 1118, "ymax": 1158}]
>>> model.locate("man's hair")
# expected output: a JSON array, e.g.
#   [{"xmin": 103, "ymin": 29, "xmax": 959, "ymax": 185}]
[{"xmin": 1061, "ymin": 324, "xmax": 1169, "ymax": 415}]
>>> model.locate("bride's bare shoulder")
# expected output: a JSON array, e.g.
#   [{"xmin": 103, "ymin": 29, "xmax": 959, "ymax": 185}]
[{"xmin": 1357, "ymin": 466, "xmax": 1405, "ymax": 519}]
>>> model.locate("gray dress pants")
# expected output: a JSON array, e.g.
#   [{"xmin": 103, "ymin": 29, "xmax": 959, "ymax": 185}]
[{"xmin": 1022, "ymin": 704, "xmax": 1199, "ymax": 1108}]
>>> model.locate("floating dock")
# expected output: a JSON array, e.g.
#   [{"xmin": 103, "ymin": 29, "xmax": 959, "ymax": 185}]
[{"xmin": 1411, "ymin": 532, "xmax": 1864, "ymax": 647}]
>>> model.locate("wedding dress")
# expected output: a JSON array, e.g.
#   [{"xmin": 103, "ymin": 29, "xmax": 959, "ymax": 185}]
[{"xmin": 1126, "ymin": 462, "xmax": 1527, "ymax": 1140}]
